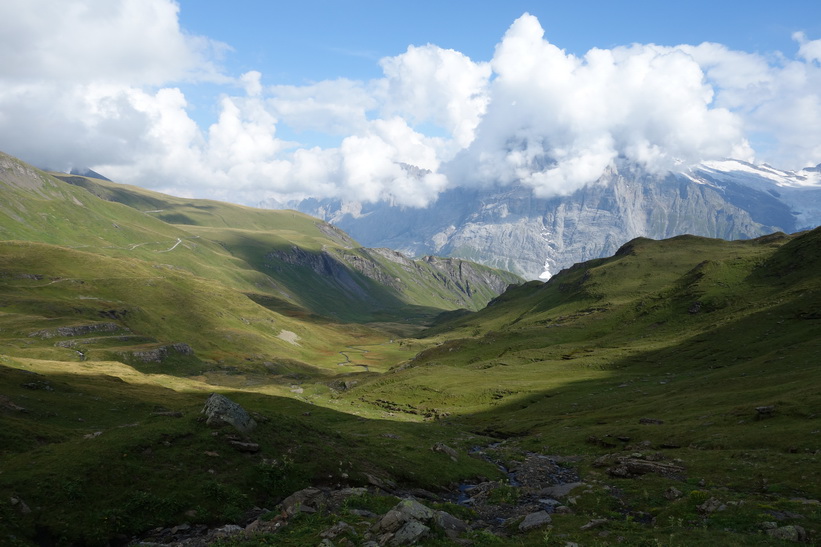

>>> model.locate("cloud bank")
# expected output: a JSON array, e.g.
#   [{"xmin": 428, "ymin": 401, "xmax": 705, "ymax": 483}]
[{"xmin": 1, "ymin": 2, "xmax": 820, "ymax": 206}]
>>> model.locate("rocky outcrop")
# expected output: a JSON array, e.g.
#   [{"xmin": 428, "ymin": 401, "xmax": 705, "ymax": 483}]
[
  {"xmin": 123, "ymin": 343, "xmax": 194, "ymax": 363},
  {"xmin": 30, "ymin": 322, "xmax": 123, "ymax": 339},
  {"xmin": 265, "ymin": 242, "xmax": 521, "ymax": 313}
]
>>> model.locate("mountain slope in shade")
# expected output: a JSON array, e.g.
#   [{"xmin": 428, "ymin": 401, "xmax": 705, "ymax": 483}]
[{"xmin": 291, "ymin": 160, "xmax": 821, "ymax": 280}]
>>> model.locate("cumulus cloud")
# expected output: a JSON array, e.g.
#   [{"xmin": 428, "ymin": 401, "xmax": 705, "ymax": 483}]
[
  {"xmin": 1, "ymin": 4, "xmax": 820, "ymax": 207},
  {"xmin": 447, "ymin": 14, "xmax": 754, "ymax": 197},
  {"xmin": 378, "ymin": 44, "xmax": 491, "ymax": 149}
]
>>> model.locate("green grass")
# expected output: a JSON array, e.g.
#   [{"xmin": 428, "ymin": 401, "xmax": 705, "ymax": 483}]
[{"xmin": 2, "ymin": 152, "xmax": 820, "ymax": 545}]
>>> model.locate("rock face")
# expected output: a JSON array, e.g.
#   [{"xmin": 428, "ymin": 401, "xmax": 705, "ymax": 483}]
[
  {"xmin": 264, "ymin": 240, "xmax": 522, "ymax": 313},
  {"xmin": 293, "ymin": 160, "xmax": 821, "ymax": 279},
  {"xmin": 201, "ymin": 393, "xmax": 257, "ymax": 434}
]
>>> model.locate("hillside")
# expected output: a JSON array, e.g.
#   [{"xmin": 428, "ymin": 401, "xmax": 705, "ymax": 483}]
[
  {"xmin": 0, "ymin": 149, "xmax": 819, "ymax": 546},
  {"xmin": 50, "ymin": 168, "xmax": 521, "ymax": 323}
]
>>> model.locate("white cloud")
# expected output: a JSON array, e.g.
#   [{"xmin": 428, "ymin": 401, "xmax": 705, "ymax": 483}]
[
  {"xmin": 378, "ymin": 44, "xmax": 491, "ymax": 149},
  {"xmin": 1, "ymin": 4, "xmax": 820, "ymax": 208},
  {"xmin": 0, "ymin": 0, "xmax": 227, "ymax": 85},
  {"xmin": 447, "ymin": 14, "xmax": 754, "ymax": 197}
]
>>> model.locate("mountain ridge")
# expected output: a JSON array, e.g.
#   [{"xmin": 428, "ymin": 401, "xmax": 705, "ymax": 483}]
[{"xmin": 290, "ymin": 159, "xmax": 821, "ymax": 279}]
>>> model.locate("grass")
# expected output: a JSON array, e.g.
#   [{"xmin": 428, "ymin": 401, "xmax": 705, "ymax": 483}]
[{"xmin": 1, "ymin": 153, "xmax": 820, "ymax": 545}]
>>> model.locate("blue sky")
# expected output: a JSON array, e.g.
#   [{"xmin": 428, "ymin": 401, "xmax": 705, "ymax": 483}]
[{"xmin": 1, "ymin": 0, "xmax": 821, "ymax": 206}]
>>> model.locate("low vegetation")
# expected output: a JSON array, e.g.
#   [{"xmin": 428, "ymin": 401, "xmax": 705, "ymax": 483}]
[{"xmin": 0, "ymin": 152, "xmax": 819, "ymax": 545}]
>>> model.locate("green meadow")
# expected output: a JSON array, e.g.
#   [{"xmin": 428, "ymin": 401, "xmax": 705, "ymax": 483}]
[{"xmin": 1, "ymin": 152, "xmax": 819, "ymax": 545}]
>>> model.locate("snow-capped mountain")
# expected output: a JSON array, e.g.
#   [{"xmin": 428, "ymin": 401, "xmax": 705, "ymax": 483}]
[{"xmin": 287, "ymin": 160, "xmax": 821, "ymax": 280}]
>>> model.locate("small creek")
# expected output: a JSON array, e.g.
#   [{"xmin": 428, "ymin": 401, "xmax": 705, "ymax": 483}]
[{"xmin": 337, "ymin": 347, "xmax": 370, "ymax": 372}]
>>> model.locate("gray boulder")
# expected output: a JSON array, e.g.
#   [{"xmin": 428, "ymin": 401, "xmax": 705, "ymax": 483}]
[
  {"xmin": 766, "ymin": 525, "xmax": 807, "ymax": 542},
  {"xmin": 201, "ymin": 393, "xmax": 257, "ymax": 434},
  {"xmin": 519, "ymin": 510, "xmax": 552, "ymax": 531},
  {"xmin": 391, "ymin": 520, "xmax": 430, "ymax": 546}
]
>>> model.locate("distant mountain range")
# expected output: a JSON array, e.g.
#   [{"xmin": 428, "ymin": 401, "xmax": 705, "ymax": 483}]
[{"xmin": 290, "ymin": 160, "xmax": 821, "ymax": 279}]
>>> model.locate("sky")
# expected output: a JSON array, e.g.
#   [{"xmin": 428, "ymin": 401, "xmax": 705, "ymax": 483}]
[{"xmin": 1, "ymin": 0, "xmax": 821, "ymax": 207}]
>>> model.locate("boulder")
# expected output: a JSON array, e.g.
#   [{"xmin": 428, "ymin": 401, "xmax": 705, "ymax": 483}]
[
  {"xmin": 201, "ymin": 393, "xmax": 257, "ymax": 434},
  {"xmin": 433, "ymin": 510, "xmax": 469, "ymax": 535},
  {"xmin": 394, "ymin": 499, "xmax": 434, "ymax": 521},
  {"xmin": 390, "ymin": 520, "xmax": 430, "ymax": 546},
  {"xmin": 431, "ymin": 442, "xmax": 458, "ymax": 461},
  {"xmin": 519, "ymin": 510, "xmax": 552, "ymax": 531},
  {"xmin": 766, "ymin": 525, "xmax": 807, "ymax": 542},
  {"xmin": 279, "ymin": 487, "xmax": 324, "ymax": 516}
]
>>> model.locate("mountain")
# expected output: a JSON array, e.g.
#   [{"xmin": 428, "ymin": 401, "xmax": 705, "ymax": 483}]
[{"xmin": 291, "ymin": 159, "xmax": 821, "ymax": 280}]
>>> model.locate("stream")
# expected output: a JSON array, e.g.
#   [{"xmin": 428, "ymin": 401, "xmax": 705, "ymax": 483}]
[{"xmin": 337, "ymin": 346, "xmax": 370, "ymax": 372}]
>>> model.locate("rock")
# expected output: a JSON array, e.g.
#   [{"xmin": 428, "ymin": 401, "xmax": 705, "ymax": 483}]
[
  {"xmin": 0, "ymin": 395, "xmax": 28, "ymax": 413},
  {"xmin": 538, "ymin": 482, "xmax": 584, "ymax": 499},
  {"xmin": 320, "ymin": 521, "xmax": 357, "ymax": 539},
  {"xmin": 390, "ymin": 520, "xmax": 430, "ymax": 546},
  {"xmin": 766, "ymin": 525, "xmax": 807, "ymax": 542},
  {"xmin": 373, "ymin": 510, "xmax": 406, "ymax": 534},
  {"xmin": 394, "ymin": 499, "xmax": 434, "ymax": 521},
  {"xmin": 663, "ymin": 486, "xmax": 683, "ymax": 500},
  {"xmin": 518, "ymin": 510, "xmax": 552, "ymax": 532},
  {"xmin": 639, "ymin": 417, "xmax": 664, "ymax": 425},
  {"xmin": 433, "ymin": 510, "xmax": 469, "ymax": 535},
  {"xmin": 279, "ymin": 487, "xmax": 325, "ymax": 516},
  {"xmin": 594, "ymin": 454, "xmax": 684, "ymax": 478},
  {"xmin": 755, "ymin": 405, "xmax": 775, "ymax": 418},
  {"xmin": 9, "ymin": 496, "xmax": 31, "ymax": 515},
  {"xmin": 126, "ymin": 343, "xmax": 194, "ymax": 363},
  {"xmin": 349, "ymin": 508, "xmax": 378, "ymax": 518},
  {"xmin": 228, "ymin": 440, "xmax": 260, "ymax": 453},
  {"xmin": 697, "ymin": 497, "xmax": 727, "ymax": 514},
  {"xmin": 580, "ymin": 518, "xmax": 608, "ymax": 530},
  {"xmin": 431, "ymin": 442, "xmax": 458, "ymax": 461},
  {"xmin": 365, "ymin": 473, "xmax": 396, "ymax": 491},
  {"xmin": 201, "ymin": 393, "xmax": 257, "ymax": 434}
]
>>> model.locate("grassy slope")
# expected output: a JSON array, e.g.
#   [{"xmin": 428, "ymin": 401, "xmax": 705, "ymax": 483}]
[
  {"xmin": 54, "ymin": 173, "xmax": 523, "ymax": 321},
  {"xmin": 339, "ymin": 229, "xmax": 821, "ymax": 544}
]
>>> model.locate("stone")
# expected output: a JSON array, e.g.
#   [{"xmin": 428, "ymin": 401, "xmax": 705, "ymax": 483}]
[
  {"xmin": 390, "ymin": 520, "xmax": 430, "ymax": 546},
  {"xmin": 580, "ymin": 518, "xmax": 608, "ymax": 530},
  {"xmin": 201, "ymin": 393, "xmax": 257, "ymax": 434},
  {"xmin": 228, "ymin": 440, "xmax": 260, "ymax": 453},
  {"xmin": 431, "ymin": 442, "xmax": 458, "ymax": 461},
  {"xmin": 10, "ymin": 496, "xmax": 31, "ymax": 515},
  {"xmin": 639, "ymin": 417, "xmax": 664, "ymax": 425},
  {"xmin": 374, "ymin": 509, "xmax": 407, "ymax": 534},
  {"xmin": 0, "ymin": 395, "xmax": 28, "ymax": 413},
  {"xmin": 433, "ymin": 510, "xmax": 469, "ymax": 534},
  {"xmin": 394, "ymin": 499, "xmax": 434, "ymax": 521},
  {"xmin": 320, "ymin": 521, "xmax": 357, "ymax": 539},
  {"xmin": 279, "ymin": 487, "xmax": 324, "ymax": 516},
  {"xmin": 766, "ymin": 525, "xmax": 807, "ymax": 542},
  {"xmin": 519, "ymin": 510, "xmax": 552, "ymax": 532},
  {"xmin": 697, "ymin": 497, "xmax": 727, "ymax": 514},
  {"xmin": 663, "ymin": 486, "xmax": 683, "ymax": 500}
]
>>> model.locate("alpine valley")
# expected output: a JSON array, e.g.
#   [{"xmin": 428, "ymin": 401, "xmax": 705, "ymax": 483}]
[{"xmin": 1, "ymin": 149, "xmax": 819, "ymax": 546}]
